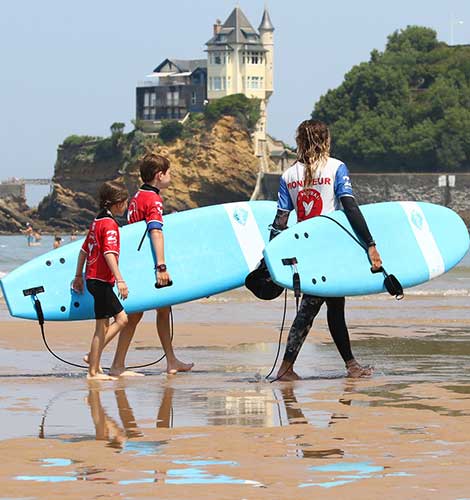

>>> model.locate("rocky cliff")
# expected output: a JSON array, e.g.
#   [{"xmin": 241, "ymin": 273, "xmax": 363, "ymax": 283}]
[
  {"xmin": 0, "ymin": 195, "xmax": 35, "ymax": 233},
  {"xmin": 34, "ymin": 116, "xmax": 259, "ymax": 229}
]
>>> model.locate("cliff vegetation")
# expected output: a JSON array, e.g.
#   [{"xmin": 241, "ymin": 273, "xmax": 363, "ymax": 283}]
[{"xmin": 35, "ymin": 95, "xmax": 261, "ymax": 230}]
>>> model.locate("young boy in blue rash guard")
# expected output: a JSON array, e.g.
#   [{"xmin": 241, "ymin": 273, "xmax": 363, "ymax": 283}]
[{"xmin": 271, "ymin": 120, "xmax": 383, "ymax": 381}]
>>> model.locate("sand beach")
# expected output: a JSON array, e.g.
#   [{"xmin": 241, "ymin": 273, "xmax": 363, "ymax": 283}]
[{"xmin": 1, "ymin": 235, "xmax": 470, "ymax": 498}]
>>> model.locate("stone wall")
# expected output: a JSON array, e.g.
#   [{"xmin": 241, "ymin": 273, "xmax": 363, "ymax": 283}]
[
  {"xmin": 0, "ymin": 183, "xmax": 25, "ymax": 200},
  {"xmin": 259, "ymin": 172, "xmax": 470, "ymax": 215}
]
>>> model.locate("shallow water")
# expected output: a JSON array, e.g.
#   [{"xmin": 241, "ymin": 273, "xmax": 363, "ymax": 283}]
[
  {"xmin": 1, "ymin": 328, "xmax": 470, "ymax": 442},
  {"xmin": 2, "ymin": 237, "xmax": 470, "ymax": 497}
]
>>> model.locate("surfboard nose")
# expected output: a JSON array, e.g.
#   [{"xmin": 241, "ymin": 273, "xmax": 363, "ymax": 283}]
[{"xmin": 420, "ymin": 203, "xmax": 470, "ymax": 271}]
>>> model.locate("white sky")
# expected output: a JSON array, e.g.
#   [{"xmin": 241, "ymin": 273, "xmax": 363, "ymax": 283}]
[{"xmin": 0, "ymin": 0, "xmax": 469, "ymax": 178}]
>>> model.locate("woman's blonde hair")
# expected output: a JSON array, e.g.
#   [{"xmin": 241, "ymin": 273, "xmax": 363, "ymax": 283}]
[{"xmin": 295, "ymin": 120, "xmax": 331, "ymax": 187}]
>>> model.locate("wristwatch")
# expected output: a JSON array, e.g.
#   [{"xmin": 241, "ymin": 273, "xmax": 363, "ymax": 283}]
[{"xmin": 156, "ymin": 264, "xmax": 167, "ymax": 272}]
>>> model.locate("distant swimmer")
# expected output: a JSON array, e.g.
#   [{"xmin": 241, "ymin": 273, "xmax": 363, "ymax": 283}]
[
  {"xmin": 72, "ymin": 181, "xmax": 130, "ymax": 381},
  {"xmin": 53, "ymin": 235, "xmax": 62, "ymax": 249},
  {"xmin": 22, "ymin": 222, "xmax": 34, "ymax": 247},
  {"xmin": 70, "ymin": 230, "xmax": 78, "ymax": 241}
]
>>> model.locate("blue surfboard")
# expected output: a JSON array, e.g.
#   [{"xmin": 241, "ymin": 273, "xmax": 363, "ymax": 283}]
[
  {"xmin": 263, "ymin": 201, "xmax": 469, "ymax": 297},
  {"xmin": 1, "ymin": 201, "xmax": 277, "ymax": 321}
]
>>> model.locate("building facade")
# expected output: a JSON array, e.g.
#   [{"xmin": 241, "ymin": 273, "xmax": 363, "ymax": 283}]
[
  {"xmin": 135, "ymin": 6, "xmax": 274, "ymax": 145},
  {"xmin": 205, "ymin": 7, "xmax": 274, "ymax": 152},
  {"xmin": 136, "ymin": 59, "xmax": 207, "ymax": 124}
]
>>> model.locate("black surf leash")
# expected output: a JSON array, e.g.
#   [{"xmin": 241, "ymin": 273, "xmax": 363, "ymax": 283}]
[
  {"xmin": 267, "ymin": 215, "xmax": 404, "ymax": 382},
  {"xmin": 25, "ymin": 283, "xmax": 175, "ymax": 372}
]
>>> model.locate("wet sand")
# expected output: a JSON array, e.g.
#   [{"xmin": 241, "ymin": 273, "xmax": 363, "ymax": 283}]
[{"xmin": 1, "ymin": 291, "xmax": 470, "ymax": 498}]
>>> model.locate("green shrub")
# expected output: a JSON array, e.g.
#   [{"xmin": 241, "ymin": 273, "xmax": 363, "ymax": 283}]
[
  {"xmin": 159, "ymin": 120, "xmax": 184, "ymax": 143},
  {"xmin": 63, "ymin": 135, "xmax": 101, "ymax": 147},
  {"xmin": 110, "ymin": 122, "xmax": 126, "ymax": 136},
  {"xmin": 94, "ymin": 138, "xmax": 117, "ymax": 161},
  {"xmin": 204, "ymin": 94, "xmax": 261, "ymax": 132}
]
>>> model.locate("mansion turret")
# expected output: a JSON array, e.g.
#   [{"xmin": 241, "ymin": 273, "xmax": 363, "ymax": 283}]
[{"xmin": 136, "ymin": 6, "xmax": 274, "ymax": 148}]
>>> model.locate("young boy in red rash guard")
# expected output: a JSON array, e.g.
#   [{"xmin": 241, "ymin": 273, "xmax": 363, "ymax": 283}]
[
  {"xmin": 72, "ymin": 181, "xmax": 129, "ymax": 381},
  {"xmin": 117, "ymin": 151, "xmax": 193, "ymax": 375}
]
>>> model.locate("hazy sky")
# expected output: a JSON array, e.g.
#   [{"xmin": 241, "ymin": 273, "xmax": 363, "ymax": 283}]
[{"xmin": 1, "ymin": 0, "xmax": 469, "ymax": 179}]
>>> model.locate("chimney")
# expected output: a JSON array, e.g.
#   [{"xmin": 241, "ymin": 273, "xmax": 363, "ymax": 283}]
[{"xmin": 213, "ymin": 19, "xmax": 222, "ymax": 35}]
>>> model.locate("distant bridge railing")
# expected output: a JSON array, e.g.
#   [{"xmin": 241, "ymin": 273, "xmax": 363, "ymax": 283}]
[{"xmin": 1, "ymin": 178, "xmax": 52, "ymax": 186}]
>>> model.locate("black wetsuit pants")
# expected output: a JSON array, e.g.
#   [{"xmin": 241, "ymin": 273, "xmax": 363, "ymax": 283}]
[{"xmin": 283, "ymin": 295, "xmax": 354, "ymax": 365}]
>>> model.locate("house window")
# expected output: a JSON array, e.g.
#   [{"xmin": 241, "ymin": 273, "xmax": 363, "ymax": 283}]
[
  {"xmin": 251, "ymin": 52, "xmax": 260, "ymax": 64},
  {"xmin": 215, "ymin": 55, "xmax": 221, "ymax": 64},
  {"xmin": 166, "ymin": 90, "xmax": 179, "ymax": 106},
  {"xmin": 191, "ymin": 91, "xmax": 197, "ymax": 105},
  {"xmin": 246, "ymin": 76, "xmax": 262, "ymax": 89},
  {"xmin": 213, "ymin": 77, "xmax": 222, "ymax": 91},
  {"xmin": 142, "ymin": 91, "xmax": 158, "ymax": 119}
]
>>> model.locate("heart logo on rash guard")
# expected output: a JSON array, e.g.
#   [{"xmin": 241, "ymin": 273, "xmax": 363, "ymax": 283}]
[
  {"xmin": 297, "ymin": 189, "xmax": 323, "ymax": 221},
  {"xmin": 303, "ymin": 201, "xmax": 314, "ymax": 216},
  {"xmin": 233, "ymin": 207, "xmax": 248, "ymax": 225}
]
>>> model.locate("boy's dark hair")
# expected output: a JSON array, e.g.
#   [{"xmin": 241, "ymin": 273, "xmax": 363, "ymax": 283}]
[
  {"xmin": 98, "ymin": 180, "xmax": 128, "ymax": 209},
  {"xmin": 138, "ymin": 151, "xmax": 170, "ymax": 183}
]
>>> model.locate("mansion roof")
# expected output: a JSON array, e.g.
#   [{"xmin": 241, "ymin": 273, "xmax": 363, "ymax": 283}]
[
  {"xmin": 206, "ymin": 7, "xmax": 262, "ymax": 47},
  {"xmin": 153, "ymin": 58, "xmax": 207, "ymax": 74}
]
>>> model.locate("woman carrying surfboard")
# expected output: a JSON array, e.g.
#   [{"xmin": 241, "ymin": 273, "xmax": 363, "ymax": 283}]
[{"xmin": 271, "ymin": 120, "xmax": 382, "ymax": 381}]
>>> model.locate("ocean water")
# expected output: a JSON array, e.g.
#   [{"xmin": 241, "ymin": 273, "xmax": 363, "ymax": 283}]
[{"xmin": 0, "ymin": 234, "xmax": 79, "ymax": 278}]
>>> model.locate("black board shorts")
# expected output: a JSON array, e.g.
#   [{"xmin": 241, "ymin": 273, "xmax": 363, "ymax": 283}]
[{"xmin": 86, "ymin": 279, "xmax": 123, "ymax": 320}]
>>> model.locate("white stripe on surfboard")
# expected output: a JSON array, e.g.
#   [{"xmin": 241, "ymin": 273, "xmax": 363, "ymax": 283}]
[
  {"xmin": 224, "ymin": 203, "xmax": 265, "ymax": 271},
  {"xmin": 399, "ymin": 201, "xmax": 445, "ymax": 279}
]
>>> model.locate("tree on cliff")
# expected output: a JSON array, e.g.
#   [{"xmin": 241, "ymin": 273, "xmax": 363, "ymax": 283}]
[
  {"xmin": 204, "ymin": 94, "xmax": 260, "ymax": 132},
  {"xmin": 313, "ymin": 26, "xmax": 470, "ymax": 171},
  {"xmin": 110, "ymin": 122, "xmax": 126, "ymax": 136}
]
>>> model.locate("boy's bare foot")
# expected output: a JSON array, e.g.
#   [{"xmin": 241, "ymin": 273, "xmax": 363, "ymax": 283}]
[
  {"xmin": 109, "ymin": 368, "xmax": 144, "ymax": 377},
  {"xmin": 166, "ymin": 360, "xmax": 194, "ymax": 374},
  {"xmin": 346, "ymin": 359, "xmax": 374, "ymax": 378},
  {"xmin": 275, "ymin": 367, "xmax": 301, "ymax": 382},
  {"xmin": 87, "ymin": 373, "xmax": 118, "ymax": 381},
  {"xmin": 83, "ymin": 354, "xmax": 104, "ymax": 374}
]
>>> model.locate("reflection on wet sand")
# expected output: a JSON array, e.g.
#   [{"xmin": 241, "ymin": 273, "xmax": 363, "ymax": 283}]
[
  {"xmin": 87, "ymin": 387, "xmax": 143, "ymax": 450},
  {"xmin": 37, "ymin": 381, "xmax": 356, "ymax": 450}
]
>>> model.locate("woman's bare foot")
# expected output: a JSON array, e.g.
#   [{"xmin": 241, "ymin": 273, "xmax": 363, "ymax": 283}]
[
  {"xmin": 87, "ymin": 373, "xmax": 118, "ymax": 381},
  {"xmin": 346, "ymin": 359, "xmax": 374, "ymax": 378},
  {"xmin": 275, "ymin": 366, "xmax": 301, "ymax": 382},
  {"xmin": 166, "ymin": 359, "xmax": 194, "ymax": 374},
  {"xmin": 109, "ymin": 368, "xmax": 144, "ymax": 377},
  {"xmin": 83, "ymin": 354, "xmax": 104, "ymax": 374}
]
